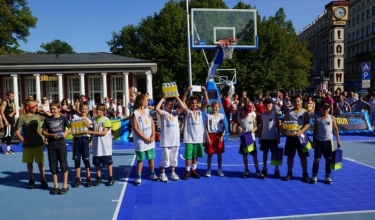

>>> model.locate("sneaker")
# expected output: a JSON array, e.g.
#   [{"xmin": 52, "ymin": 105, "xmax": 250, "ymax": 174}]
[
  {"xmin": 191, "ymin": 169, "xmax": 200, "ymax": 179},
  {"xmin": 325, "ymin": 175, "xmax": 333, "ymax": 184},
  {"xmin": 217, "ymin": 168, "xmax": 225, "ymax": 177},
  {"xmin": 310, "ymin": 176, "xmax": 318, "ymax": 184},
  {"xmin": 159, "ymin": 173, "xmax": 168, "ymax": 182},
  {"xmin": 7, "ymin": 150, "xmax": 15, "ymax": 154},
  {"xmin": 41, "ymin": 179, "xmax": 48, "ymax": 189},
  {"xmin": 93, "ymin": 177, "xmax": 102, "ymax": 186},
  {"xmin": 261, "ymin": 168, "xmax": 268, "ymax": 176},
  {"xmin": 72, "ymin": 178, "xmax": 81, "ymax": 188},
  {"xmin": 243, "ymin": 170, "xmax": 250, "ymax": 178},
  {"xmin": 135, "ymin": 178, "xmax": 141, "ymax": 185},
  {"xmin": 274, "ymin": 169, "xmax": 280, "ymax": 178},
  {"xmin": 150, "ymin": 173, "xmax": 159, "ymax": 181},
  {"xmin": 255, "ymin": 170, "xmax": 265, "ymax": 179},
  {"xmin": 107, "ymin": 177, "xmax": 115, "ymax": 186},
  {"xmin": 302, "ymin": 173, "xmax": 310, "ymax": 183},
  {"xmin": 28, "ymin": 179, "xmax": 35, "ymax": 189},
  {"xmin": 183, "ymin": 171, "xmax": 191, "ymax": 180},
  {"xmin": 170, "ymin": 172, "xmax": 179, "ymax": 181},
  {"xmin": 205, "ymin": 169, "xmax": 211, "ymax": 177},
  {"xmin": 58, "ymin": 187, "xmax": 69, "ymax": 195},
  {"xmin": 283, "ymin": 172, "xmax": 293, "ymax": 181},
  {"xmin": 50, "ymin": 188, "xmax": 59, "ymax": 195},
  {"xmin": 86, "ymin": 178, "xmax": 92, "ymax": 187}
]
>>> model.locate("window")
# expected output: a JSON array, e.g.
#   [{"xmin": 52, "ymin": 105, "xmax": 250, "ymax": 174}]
[
  {"xmin": 111, "ymin": 75, "xmax": 124, "ymax": 102},
  {"xmin": 352, "ymin": 47, "xmax": 355, "ymax": 57},
  {"xmin": 366, "ymin": 42, "xmax": 370, "ymax": 51},
  {"xmin": 367, "ymin": 9, "xmax": 370, "ymax": 18},
  {"xmin": 47, "ymin": 81, "xmax": 59, "ymax": 102},
  {"xmin": 348, "ymin": 33, "xmax": 351, "ymax": 42},
  {"xmin": 353, "ymin": 32, "xmax": 356, "ymax": 40},
  {"xmin": 357, "ymin": 30, "xmax": 360, "ymax": 38},
  {"xmin": 372, "ymin": 40, "xmax": 375, "ymax": 51},
  {"xmin": 362, "ymin": 28, "xmax": 365, "ymax": 37},
  {"xmin": 25, "ymin": 76, "xmax": 37, "ymax": 99},
  {"xmin": 348, "ymin": 19, "xmax": 351, "ymax": 28},
  {"xmin": 357, "ymin": 15, "xmax": 360, "ymax": 24},
  {"xmin": 362, "ymin": 12, "xmax": 365, "ymax": 21},
  {"xmin": 368, "ymin": 25, "xmax": 371, "ymax": 35},
  {"xmin": 67, "ymin": 76, "xmax": 80, "ymax": 104},
  {"xmin": 357, "ymin": 45, "xmax": 360, "ymax": 53},
  {"xmin": 3, "ymin": 77, "xmax": 22, "ymax": 107},
  {"xmin": 373, "ymin": 6, "xmax": 375, "ymax": 16},
  {"xmin": 88, "ymin": 75, "xmax": 102, "ymax": 105},
  {"xmin": 361, "ymin": 43, "xmax": 365, "ymax": 52},
  {"xmin": 352, "ymin": 17, "xmax": 355, "ymax": 26}
]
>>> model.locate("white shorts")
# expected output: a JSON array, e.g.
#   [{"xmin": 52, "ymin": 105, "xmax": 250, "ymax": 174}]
[{"xmin": 161, "ymin": 147, "xmax": 179, "ymax": 168}]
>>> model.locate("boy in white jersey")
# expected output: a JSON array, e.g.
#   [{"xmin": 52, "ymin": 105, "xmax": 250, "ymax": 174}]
[
  {"xmin": 205, "ymin": 101, "xmax": 226, "ymax": 177},
  {"xmin": 237, "ymin": 104, "xmax": 265, "ymax": 179},
  {"xmin": 282, "ymin": 94, "xmax": 310, "ymax": 182},
  {"xmin": 310, "ymin": 102, "xmax": 341, "ymax": 184},
  {"xmin": 88, "ymin": 104, "xmax": 114, "ymax": 186},
  {"xmin": 155, "ymin": 96, "xmax": 187, "ymax": 182},
  {"xmin": 132, "ymin": 94, "xmax": 158, "ymax": 185},
  {"xmin": 259, "ymin": 98, "xmax": 281, "ymax": 178},
  {"xmin": 182, "ymin": 86, "xmax": 209, "ymax": 180}
]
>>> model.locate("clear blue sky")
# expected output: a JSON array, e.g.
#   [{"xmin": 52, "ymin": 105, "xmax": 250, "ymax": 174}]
[{"xmin": 19, "ymin": 0, "xmax": 330, "ymax": 53}]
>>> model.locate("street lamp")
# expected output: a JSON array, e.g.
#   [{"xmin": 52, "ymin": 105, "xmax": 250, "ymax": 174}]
[{"xmin": 320, "ymin": 71, "xmax": 324, "ymax": 92}]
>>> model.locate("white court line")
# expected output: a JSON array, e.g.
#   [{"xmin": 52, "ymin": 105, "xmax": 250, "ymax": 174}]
[
  {"xmin": 112, "ymin": 155, "xmax": 136, "ymax": 220},
  {"xmin": 179, "ymin": 154, "xmax": 270, "ymax": 166},
  {"xmin": 344, "ymin": 157, "xmax": 375, "ymax": 169},
  {"xmin": 245, "ymin": 210, "xmax": 375, "ymax": 220}
]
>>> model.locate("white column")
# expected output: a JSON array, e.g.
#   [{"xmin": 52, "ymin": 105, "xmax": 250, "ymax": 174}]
[
  {"xmin": 34, "ymin": 74, "xmax": 41, "ymax": 103},
  {"xmin": 101, "ymin": 72, "xmax": 107, "ymax": 99},
  {"xmin": 11, "ymin": 74, "xmax": 19, "ymax": 118},
  {"xmin": 79, "ymin": 73, "xmax": 85, "ymax": 96},
  {"xmin": 57, "ymin": 73, "xmax": 64, "ymax": 102},
  {"xmin": 145, "ymin": 71, "xmax": 153, "ymax": 99},
  {"xmin": 123, "ymin": 72, "xmax": 129, "ymax": 116}
]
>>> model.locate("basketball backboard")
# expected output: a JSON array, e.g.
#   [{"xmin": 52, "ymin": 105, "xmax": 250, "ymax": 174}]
[{"xmin": 191, "ymin": 9, "xmax": 257, "ymax": 50}]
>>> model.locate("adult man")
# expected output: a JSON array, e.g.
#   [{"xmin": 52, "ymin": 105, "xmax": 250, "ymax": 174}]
[
  {"xmin": 272, "ymin": 91, "xmax": 283, "ymax": 116},
  {"xmin": 314, "ymin": 91, "xmax": 323, "ymax": 115},
  {"xmin": 87, "ymin": 97, "xmax": 94, "ymax": 118},
  {"xmin": 323, "ymin": 91, "xmax": 334, "ymax": 114},
  {"xmin": 1, "ymin": 91, "xmax": 17, "ymax": 154},
  {"xmin": 351, "ymin": 95, "xmax": 370, "ymax": 112}
]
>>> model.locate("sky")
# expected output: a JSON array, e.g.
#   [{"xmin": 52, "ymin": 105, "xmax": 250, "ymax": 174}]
[{"xmin": 18, "ymin": 0, "xmax": 331, "ymax": 53}]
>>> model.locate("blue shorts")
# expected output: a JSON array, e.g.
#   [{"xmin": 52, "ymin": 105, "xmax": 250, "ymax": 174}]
[
  {"xmin": 284, "ymin": 136, "xmax": 309, "ymax": 158},
  {"xmin": 314, "ymin": 140, "xmax": 333, "ymax": 159},
  {"xmin": 72, "ymin": 137, "xmax": 90, "ymax": 161},
  {"xmin": 93, "ymin": 156, "xmax": 113, "ymax": 166}
]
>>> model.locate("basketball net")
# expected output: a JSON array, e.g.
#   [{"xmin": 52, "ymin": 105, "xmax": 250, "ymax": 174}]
[{"xmin": 218, "ymin": 37, "xmax": 237, "ymax": 60}]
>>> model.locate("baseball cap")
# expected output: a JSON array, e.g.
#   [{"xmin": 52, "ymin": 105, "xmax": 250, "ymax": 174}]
[
  {"xmin": 244, "ymin": 104, "xmax": 253, "ymax": 115},
  {"xmin": 321, "ymin": 101, "xmax": 330, "ymax": 109}
]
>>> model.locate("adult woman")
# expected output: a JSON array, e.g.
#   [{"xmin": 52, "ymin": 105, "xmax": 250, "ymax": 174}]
[
  {"xmin": 305, "ymin": 95, "xmax": 315, "ymax": 113},
  {"xmin": 38, "ymin": 97, "xmax": 52, "ymax": 117},
  {"xmin": 60, "ymin": 99, "xmax": 70, "ymax": 117}
]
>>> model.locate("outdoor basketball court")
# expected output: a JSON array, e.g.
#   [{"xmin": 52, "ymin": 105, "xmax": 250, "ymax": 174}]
[{"xmin": 0, "ymin": 135, "xmax": 374, "ymax": 220}]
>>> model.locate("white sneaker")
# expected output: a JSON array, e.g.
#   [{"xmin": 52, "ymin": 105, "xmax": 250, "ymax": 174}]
[
  {"xmin": 150, "ymin": 173, "xmax": 159, "ymax": 181},
  {"xmin": 170, "ymin": 172, "xmax": 179, "ymax": 181},
  {"xmin": 135, "ymin": 178, "xmax": 141, "ymax": 185},
  {"xmin": 217, "ymin": 168, "xmax": 225, "ymax": 177},
  {"xmin": 159, "ymin": 173, "xmax": 168, "ymax": 182},
  {"xmin": 205, "ymin": 169, "xmax": 211, "ymax": 177}
]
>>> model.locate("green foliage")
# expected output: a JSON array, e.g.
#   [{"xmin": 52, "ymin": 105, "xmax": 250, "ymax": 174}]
[
  {"xmin": 37, "ymin": 39, "xmax": 75, "ymax": 54},
  {"xmin": 0, "ymin": 0, "xmax": 37, "ymax": 54},
  {"xmin": 107, "ymin": 0, "xmax": 312, "ymax": 97}
]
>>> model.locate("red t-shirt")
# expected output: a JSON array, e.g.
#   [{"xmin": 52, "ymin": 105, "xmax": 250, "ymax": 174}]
[
  {"xmin": 323, "ymin": 97, "xmax": 334, "ymax": 105},
  {"xmin": 222, "ymin": 98, "xmax": 232, "ymax": 113},
  {"xmin": 255, "ymin": 104, "xmax": 265, "ymax": 119}
]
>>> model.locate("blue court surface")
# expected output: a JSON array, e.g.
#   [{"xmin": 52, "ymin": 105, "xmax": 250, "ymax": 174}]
[{"xmin": 0, "ymin": 135, "xmax": 374, "ymax": 220}]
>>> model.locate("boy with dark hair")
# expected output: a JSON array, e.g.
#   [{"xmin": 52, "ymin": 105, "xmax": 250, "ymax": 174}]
[
  {"xmin": 71, "ymin": 101, "xmax": 93, "ymax": 187},
  {"xmin": 42, "ymin": 101, "xmax": 70, "ymax": 194},
  {"xmin": 14, "ymin": 99, "xmax": 48, "ymax": 189}
]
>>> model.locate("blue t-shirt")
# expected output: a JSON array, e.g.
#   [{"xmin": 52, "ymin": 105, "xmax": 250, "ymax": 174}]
[
  {"xmin": 148, "ymin": 99, "xmax": 154, "ymax": 107},
  {"xmin": 42, "ymin": 115, "xmax": 70, "ymax": 149},
  {"xmin": 88, "ymin": 100, "xmax": 94, "ymax": 110}
]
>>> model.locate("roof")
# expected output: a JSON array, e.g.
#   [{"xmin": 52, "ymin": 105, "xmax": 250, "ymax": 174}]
[{"xmin": 0, "ymin": 52, "xmax": 153, "ymax": 65}]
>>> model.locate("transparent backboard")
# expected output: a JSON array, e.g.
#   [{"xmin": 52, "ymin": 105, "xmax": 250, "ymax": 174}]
[{"xmin": 191, "ymin": 9, "xmax": 257, "ymax": 50}]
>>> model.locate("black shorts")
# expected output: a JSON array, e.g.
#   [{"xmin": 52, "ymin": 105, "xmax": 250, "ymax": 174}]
[
  {"xmin": 93, "ymin": 156, "xmax": 113, "ymax": 167},
  {"xmin": 72, "ymin": 137, "xmax": 90, "ymax": 161},
  {"xmin": 239, "ymin": 142, "xmax": 258, "ymax": 155},
  {"xmin": 48, "ymin": 148, "xmax": 69, "ymax": 174},
  {"xmin": 259, "ymin": 139, "xmax": 278, "ymax": 155},
  {"xmin": 284, "ymin": 136, "xmax": 309, "ymax": 158},
  {"xmin": 314, "ymin": 140, "xmax": 333, "ymax": 160}
]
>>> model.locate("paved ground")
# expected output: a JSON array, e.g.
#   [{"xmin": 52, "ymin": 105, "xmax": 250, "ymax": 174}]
[{"xmin": 0, "ymin": 134, "xmax": 374, "ymax": 220}]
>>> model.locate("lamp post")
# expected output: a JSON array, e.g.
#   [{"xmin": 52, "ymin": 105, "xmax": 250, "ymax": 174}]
[{"xmin": 320, "ymin": 71, "xmax": 324, "ymax": 92}]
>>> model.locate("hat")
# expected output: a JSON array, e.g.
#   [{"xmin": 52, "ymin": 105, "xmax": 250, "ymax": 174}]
[
  {"xmin": 263, "ymin": 98, "xmax": 273, "ymax": 104},
  {"xmin": 244, "ymin": 104, "xmax": 253, "ymax": 115},
  {"xmin": 321, "ymin": 102, "xmax": 330, "ymax": 109}
]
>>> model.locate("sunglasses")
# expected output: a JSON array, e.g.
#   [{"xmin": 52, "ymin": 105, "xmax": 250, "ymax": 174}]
[
  {"xmin": 26, "ymin": 105, "xmax": 37, "ymax": 109},
  {"xmin": 43, "ymin": 99, "xmax": 47, "ymax": 100}
]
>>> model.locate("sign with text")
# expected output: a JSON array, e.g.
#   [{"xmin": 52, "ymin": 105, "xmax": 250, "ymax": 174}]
[{"xmin": 40, "ymin": 74, "xmax": 58, "ymax": 81}]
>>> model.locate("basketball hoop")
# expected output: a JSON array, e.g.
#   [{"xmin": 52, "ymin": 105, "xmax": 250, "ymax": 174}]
[{"xmin": 218, "ymin": 37, "xmax": 237, "ymax": 60}]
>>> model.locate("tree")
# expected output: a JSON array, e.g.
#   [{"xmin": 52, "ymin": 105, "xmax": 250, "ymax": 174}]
[
  {"xmin": 0, "ymin": 0, "xmax": 37, "ymax": 54},
  {"xmin": 37, "ymin": 39, "xmax": 75, "ymax": 54}
]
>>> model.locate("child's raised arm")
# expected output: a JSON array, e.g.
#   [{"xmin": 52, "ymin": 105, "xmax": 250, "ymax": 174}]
[
  {"xmin": 155, "ymin": 98, "xmax": 165, "ymax": 116},
  {"xmin": 175, "ymin": 96, "xmax": 188, "ymax": 115},
  {"xmin": 200, "ymin": 86, "xmax": 209, "ymax": 112}
]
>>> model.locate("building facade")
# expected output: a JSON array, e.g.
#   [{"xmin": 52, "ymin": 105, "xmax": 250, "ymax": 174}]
[
  {"xmin": 298, "ymin": 0, "xmax": 375, "ymax": 94},
  {"xmin": 0, "ymin": 53, "xmax": 157, "ymax": 117}
]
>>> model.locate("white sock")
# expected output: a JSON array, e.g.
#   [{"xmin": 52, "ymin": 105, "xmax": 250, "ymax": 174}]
[
  {"xmin": 192, "ymin": 164, "xmax": 197, "ymax": 170},
  {"xmin": 186, "ymin": 166, "xmax": 190, "ymax": 171},
  {"xmin": 7, "ymin": 146, "xmax": 10, "ymax": 151}
]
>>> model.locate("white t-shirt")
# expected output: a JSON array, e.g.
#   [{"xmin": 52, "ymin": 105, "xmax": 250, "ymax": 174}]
[
  {"xmin": 160, "ymin": 110, "xmax": 180, "ymax": 147},
  {"xmin": 92, "ymin": 117, "xmax": 112, "ymax": 156},
  {"xmin": 132, "ymin": 110, "xmax": 155, "ymax": 152},
  {"xmin": 238, "ymin": 115, "xmax": 255, "ymax": 140},
  {"xmin": 183, "ymin": 109, "xmax": 204, "ymax": 143},
  {"xmin": 206, "ymin": 113, "xmax": 225, "ymax": 133}
]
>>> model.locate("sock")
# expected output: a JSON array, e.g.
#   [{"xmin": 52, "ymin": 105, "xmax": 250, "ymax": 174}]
[
  {"xmin": 186, "ymin": 166, "xmax": 190, "ymax": 171},
  {"xmin": 312, "ymin": 163, "xmax": 319, "ymax": 176},
  {"xmin": 137, "ymin": 174, "xmax": 141, "ymax": 178},
  {"xmin": 150, "ymin": 171, "xmax": 155, "ymax": 175},
  {"xmin": 171, "ymin": 170, "xmax": 175, "ymax": 173},
  {"xmin": 325, "ymin": 162, "xmax": 331, "ymax": 175},
  {"xmin": 7, "ymin": 146, "xmax": 10, "ymax": 151},
  {"xmin": 192, "ymin": 164, "xmax": 197, "ymax": 170}
]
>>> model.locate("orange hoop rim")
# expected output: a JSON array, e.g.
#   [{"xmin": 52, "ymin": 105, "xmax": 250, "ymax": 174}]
[{"xmin": 218, "ymin": 37, "xmax": 238, "ymax": 47}]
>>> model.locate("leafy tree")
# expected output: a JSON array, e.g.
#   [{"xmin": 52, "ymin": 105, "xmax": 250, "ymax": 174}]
[
  {"xmin": 36, "ymin": 39, "xmax": 75, "ymax": 54},
  {"xmin": 0, "ymin": 0, "xmax": 37, "ymax": 54}
]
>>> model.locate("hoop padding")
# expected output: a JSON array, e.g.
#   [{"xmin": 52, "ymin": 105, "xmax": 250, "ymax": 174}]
[{"xmin": 218, "ymin": 37, "xmax": 237, "ymax": 60}]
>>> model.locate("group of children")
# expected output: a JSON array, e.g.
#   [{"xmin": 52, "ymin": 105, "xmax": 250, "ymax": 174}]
[
  {"xmin": 133, "ymin": 87, "xmax": 342, "ymax": 185},
  {"xmin": 15, "ymin": 99, "xmax": 115, "ymax": 195}
]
